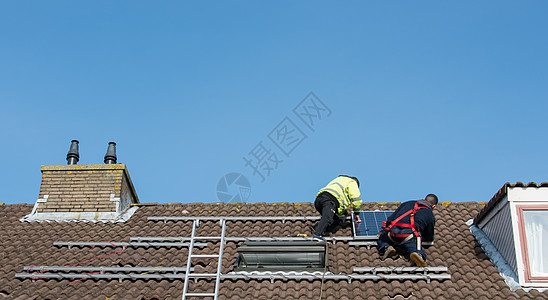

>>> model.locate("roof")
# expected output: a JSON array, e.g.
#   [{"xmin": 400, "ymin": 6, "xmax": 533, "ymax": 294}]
[
  {"xmin": 474, "ymin": 182, "xmax": 548, "ymax": 224},
  {"xmin": 2, "ymin": 201, "xmax": 548, "ymax": 299}
]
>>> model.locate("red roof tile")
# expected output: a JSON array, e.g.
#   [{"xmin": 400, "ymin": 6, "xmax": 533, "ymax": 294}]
[{"xmin": 1, "ymin": 201, "xmax": 548, "ymax": 299}]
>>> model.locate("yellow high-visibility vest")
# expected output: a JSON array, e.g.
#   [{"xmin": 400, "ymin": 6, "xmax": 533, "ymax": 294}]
[{"xmin": 318, "ymin": 176, "xmax": 362, "ymax": 215}]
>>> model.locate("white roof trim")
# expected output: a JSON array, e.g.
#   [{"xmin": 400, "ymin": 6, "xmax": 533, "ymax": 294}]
[
  {"xmin": 19, "ymin": 206, "xmax": 138, "ymax": 223},
  {"xmin": 508, "ymin": 186, "xmax": 548, "ymax": 202}
]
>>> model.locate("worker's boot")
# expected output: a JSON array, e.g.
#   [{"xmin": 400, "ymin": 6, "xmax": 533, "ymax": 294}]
[
  {"xmin": 410, "ymin": 252, "xmax": 427, "ymax": 267},
  {"xmin": 381, "ymin": 246, "xmax": 397, "ymax": 260},
  {"xmin": 312, "ymin": 235, "xmax": 325, "ymax": 242}
]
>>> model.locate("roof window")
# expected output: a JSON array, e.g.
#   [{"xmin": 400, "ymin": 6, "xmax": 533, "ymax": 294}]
[{"xmin": 235, "ymin": 241, "xmax": 327, "ymax": 272}]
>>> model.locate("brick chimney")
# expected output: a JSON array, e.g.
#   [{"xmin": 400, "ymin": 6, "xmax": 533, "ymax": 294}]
[{"xmin": 21, "ymin": 142, "xmax": 140, "ymax": 222}]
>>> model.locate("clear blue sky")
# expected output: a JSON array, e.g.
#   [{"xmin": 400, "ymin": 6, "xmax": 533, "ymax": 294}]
[{"xmin": 1, "ymin": 1, "xmax": 547, "ymax": 205}]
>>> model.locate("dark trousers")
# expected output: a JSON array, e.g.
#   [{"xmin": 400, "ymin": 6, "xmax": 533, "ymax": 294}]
[
  {"xmin": 314, "ymin": 192, "xmax": 340, "ymax": 236},
  {"xmin": 377, "ymin": 232, "xmax": 427, "ymax": 260}
]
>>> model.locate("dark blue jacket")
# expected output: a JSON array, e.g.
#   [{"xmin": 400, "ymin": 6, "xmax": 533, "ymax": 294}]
[{"xmin": 387, "ymin": 200, "xmax": 436, "ymax": 242}]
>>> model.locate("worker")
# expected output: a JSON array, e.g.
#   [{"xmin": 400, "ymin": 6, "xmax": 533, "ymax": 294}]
[
  {"xmin": 312, "ymin": 175, "xmax": 362, "ymax": 242},
  {"xmin": 377, "ymin": 194, "xmax": 438, "ymax": 267}
]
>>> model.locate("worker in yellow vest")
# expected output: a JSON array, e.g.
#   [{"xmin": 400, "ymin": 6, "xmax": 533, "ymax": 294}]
[{"xmin": 313, "ymin": 175, "xmax": 362, "ymax": 241}]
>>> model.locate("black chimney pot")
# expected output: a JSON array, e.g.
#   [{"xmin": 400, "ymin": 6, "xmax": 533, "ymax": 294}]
[
  {"xmin": 66, "ymin": 140, "xmax": 79, "ymax": 165},
  {"xmin": 104, "ymin": 142, "xmax": 117, "ymax": 164}
]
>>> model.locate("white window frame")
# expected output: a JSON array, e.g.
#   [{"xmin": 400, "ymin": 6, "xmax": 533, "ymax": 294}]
[
  {"xmin": 508, "ymin": 186, "xmax": 548, "ymax": 288},
  {"xmin": 515, "ymin": 205, "xmax": 548, "ymax": 284}
]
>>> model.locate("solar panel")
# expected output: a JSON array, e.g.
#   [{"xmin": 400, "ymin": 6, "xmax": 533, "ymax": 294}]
[{"xmin": 353, "ymin": 211, "xmax": 394, "ymax": 238}]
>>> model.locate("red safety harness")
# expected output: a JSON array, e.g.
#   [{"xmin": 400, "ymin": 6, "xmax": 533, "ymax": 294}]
[{"xmin": 383, "ymin": 202, "xmax": 429, "ymax": 245}]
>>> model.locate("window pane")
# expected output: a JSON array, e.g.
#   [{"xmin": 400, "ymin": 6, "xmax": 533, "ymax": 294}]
[
  {"xmin": 240, "ymin": 252, "xmax": 324, "ymax": 268},
  {"xmin": 523, "ymin": 210, "xmax": 548, "ymax": 276},
  {"xmin": 235, "ymin": 241, "xmax": 327, "ymax": 272}
]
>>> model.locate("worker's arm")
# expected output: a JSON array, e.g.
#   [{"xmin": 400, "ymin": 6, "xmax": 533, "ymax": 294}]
[
  {"xmin": 346, "ymin": 181, "xmax": 362, "ymax": 213},
  {"xmin": 423, "ymin": 223, "xmax": 435, "ymax": 242},
  {"xmin": 418, "ymin": 211, "xmax": 435, "ymax": 242}
]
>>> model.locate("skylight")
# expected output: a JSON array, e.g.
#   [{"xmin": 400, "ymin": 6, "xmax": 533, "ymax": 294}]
[{"xmin": 235, "ymin": 241, "xmax": 327, "ymax": 272}]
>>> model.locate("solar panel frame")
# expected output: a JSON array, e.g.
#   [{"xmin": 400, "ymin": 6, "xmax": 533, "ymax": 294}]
[{"xmin": 352, "ymin": 211, "xmax": 394, "ymax": 238}]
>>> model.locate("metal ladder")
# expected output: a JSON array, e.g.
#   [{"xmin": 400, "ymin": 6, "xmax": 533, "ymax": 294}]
[{"xmin": 182, "ymin": 219, "xmax": 226, "ymax": 299}]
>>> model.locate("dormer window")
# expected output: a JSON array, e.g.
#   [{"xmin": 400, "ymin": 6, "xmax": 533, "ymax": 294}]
[{"xmin": 473, "ymin": 182, "xmax": 548, "ymax": 289}]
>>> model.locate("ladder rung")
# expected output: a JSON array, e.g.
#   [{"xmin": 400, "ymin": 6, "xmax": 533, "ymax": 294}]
[
  {"xmin": 184, "ymin": 293, "xmax": 215, "ymax": 297},
  {"xmin": 188, "ymin": 273, "xmax": 217, "ymax": 277},
  {"xmin": 195, "ymin": 236, "xmax": 222, "ymax": 240},
  {"xmin": 191, "ymin": 254, "xmax": 218, "ymax": 258}
]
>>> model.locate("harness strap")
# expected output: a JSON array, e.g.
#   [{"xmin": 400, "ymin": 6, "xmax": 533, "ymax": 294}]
[
  {"xmin": 384, "ymin": 202, "xmax": 429, "ymax": 244},
  {"xmin": 388, "ymin": 232, "xmax": 415, "ymax": 245},
  {"xmin": 410, "ymin": 207, "xmax": 419, "ymax": 237},
  {"xmin": 388, "ymin": 206, "xmax": 414, "ymax": 228}
]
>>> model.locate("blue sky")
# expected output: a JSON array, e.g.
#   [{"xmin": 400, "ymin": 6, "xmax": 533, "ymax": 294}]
[{"xmin": 1, "ymin": 1, "xmax": 547, "ymax": 206}]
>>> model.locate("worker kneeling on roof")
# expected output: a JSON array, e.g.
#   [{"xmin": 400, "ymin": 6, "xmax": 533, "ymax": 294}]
[
  {"xmin": 377, "ymin": 194, "xmax": 438, "ymax": 267},
  {"xmin": 313, "ymin": 175, "xmax": 362, "ymax": 242}
]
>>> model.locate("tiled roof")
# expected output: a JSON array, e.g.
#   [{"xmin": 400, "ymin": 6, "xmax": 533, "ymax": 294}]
[
  {"xmin": 474, "ymin": 182, "xmax": 548, "ymax": 224},
  {"xmin": 1, "ymin": 201, "xmax": 548, "ymax": 299}
]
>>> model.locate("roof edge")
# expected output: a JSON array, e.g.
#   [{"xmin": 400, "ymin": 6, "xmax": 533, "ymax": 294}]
[{"xmin": 474, "ymin": 182, "xmax": 548, "ymax": 224}]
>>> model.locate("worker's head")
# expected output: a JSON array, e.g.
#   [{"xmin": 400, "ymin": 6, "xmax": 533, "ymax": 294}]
[
  {"xmin": 339, "ymin": 175, "xmax": 359, "ymax": 187},
  {"xmin": 425, "ymin": 194, "xmax": 438, "ymax": 208}
]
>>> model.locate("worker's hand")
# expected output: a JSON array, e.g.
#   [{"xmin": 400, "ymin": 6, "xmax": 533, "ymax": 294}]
[{"xmin": 354, "ymin": 215, "xmax": 361, "ymax": 223}]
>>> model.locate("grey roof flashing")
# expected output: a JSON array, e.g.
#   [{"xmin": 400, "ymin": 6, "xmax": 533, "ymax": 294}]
[
  {"xmin": 19, "ymin": 206, "xmax": 138, "ymax": 223},
  {"xmin": 467, "ymin": 221, "xmax": 521, "ymax": 291},
  {"xmin": 469, "ymin": 220, "xmax": 547, "ymax": 293}
]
